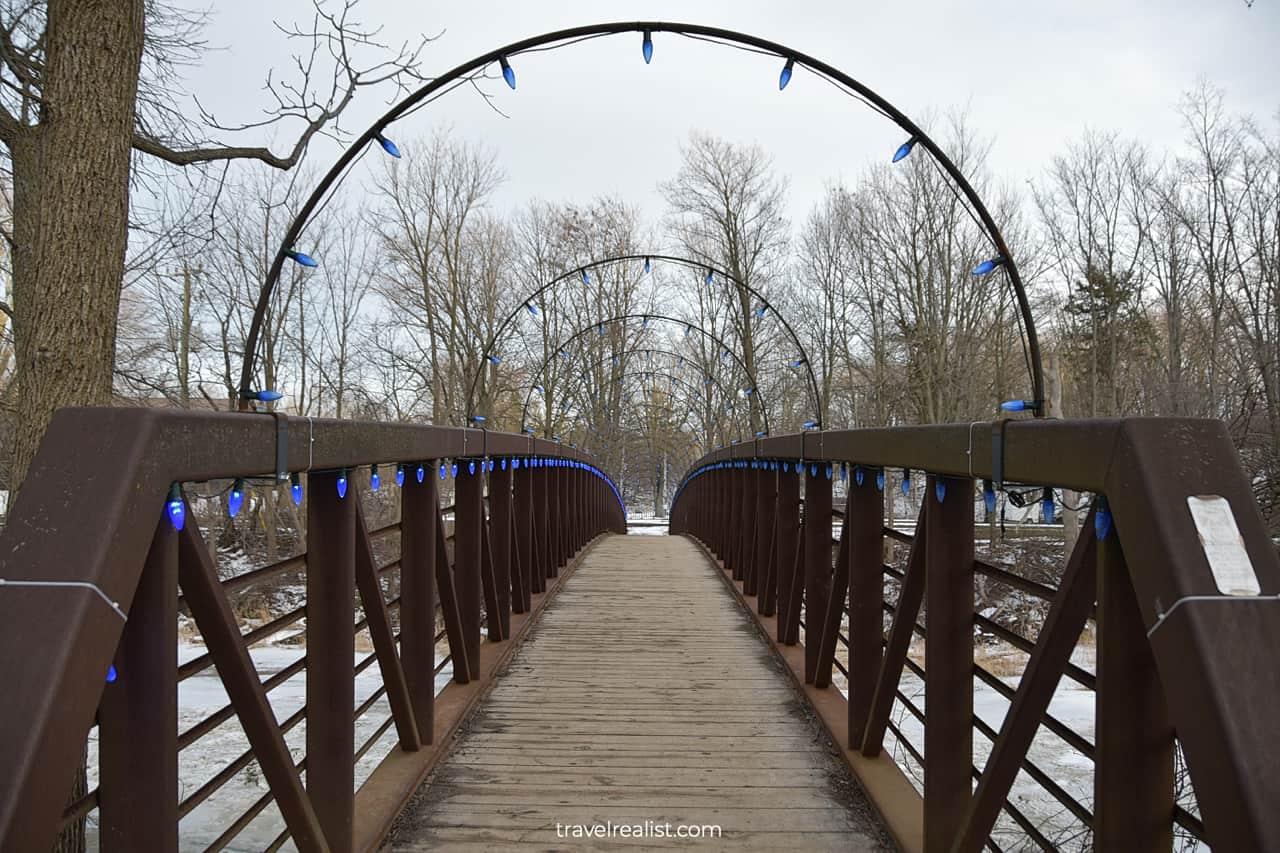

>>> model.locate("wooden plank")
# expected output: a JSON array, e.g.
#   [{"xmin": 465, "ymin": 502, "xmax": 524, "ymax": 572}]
[{"xmin": 387, "ymin": 535, "xmax": 889, "ymax": 851}]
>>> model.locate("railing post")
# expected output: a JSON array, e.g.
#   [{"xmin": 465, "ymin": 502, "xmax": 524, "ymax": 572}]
[
  {"xmin": 454, "ymin": 459, "xmax": 483, "ymax": 680},
  {"xmin": 847, "ymin": 468, "xmax": 884, "ymax": 744},
  {"xmin": 923, "ymin": 474, "xmax": 974, "ymax": 853},
  {"xmin": 306, "ymin": 470, "xmax": 356, "ymax": 853},
  {"xmin": 717, "ymin": 467, "xmax": 730, "ymax": 559},
  {"xmin": 490, "ymin": 460, "xmax": 514, "ymax": 638},
  {"xmin": 99, "ymin": 517, "xmax": 177, "ymax": 853},
  {"xmin": 776, "ymin": 462, "xmax": 801, "ymax": 643},
  {"xmin": 1095, "ymin": 526, "xmax": 1174, "ymax": 851},
  {"xmin": 534, "ymin": 460, "xmax": 549, "ymax": 591},
  {"xmin": 512, "ymin": 460, "xmax": 534, "ymax": 612},
  {"xmin": 728, "ymin": 464, "xmax": 742, "ymax": 578},
  {"xmin": 548, "ymin": 462, "xmax": 562, "ymax": 575},
  {"xmin": 750, "ymin": 462, "xmax": 772, "ymax": 601},
  {"xmin": 741, "ymin": 464, "xmax": 759, "ymax": 591},
  {"xmin": 803, "ymin": 462, "xmax": 832, "ymax": 683},
  {"xmin": 398, "ymin": 461, "xmax": 436, "ymax": 742}
]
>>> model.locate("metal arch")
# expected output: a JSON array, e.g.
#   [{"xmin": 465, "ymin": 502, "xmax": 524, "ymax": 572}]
[
  {"xmin": 522, "ymin": 347, "xmax": 768, "ymax": 437},
  {"xmin": 513, "ymin": 313, "xmax": 772, "ymax": 435},
  {"xmin": 574, "ymin": 396, "xmax": 713, "ymax": 459},
  {"xmin": 555, "ymin": 367, "xmax": 756, "ymax": 436},
  {"xmin": 466, "ymin": 253, "xmax": 819, "ymax": 424},
  {"xmin": 237, "ymin": 21, "xmax": 1043, "ymax": 416}
]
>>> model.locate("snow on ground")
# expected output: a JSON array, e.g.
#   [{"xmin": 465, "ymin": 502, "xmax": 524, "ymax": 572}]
[
  {"xmin": 83, "ymin": 640, "xmax": 455, "ymax": 852},
  {"xmin": 626, "ymin": 517, "xmax": 669, "ymax": 536}
]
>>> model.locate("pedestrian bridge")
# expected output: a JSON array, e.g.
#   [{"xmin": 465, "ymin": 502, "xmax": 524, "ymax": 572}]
[{"xmin": 0, "ymin": 409, "xmax": 1277, "ymax": 852}]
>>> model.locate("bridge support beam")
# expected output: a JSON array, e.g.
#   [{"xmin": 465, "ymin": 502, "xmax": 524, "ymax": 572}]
[
  {"xmin": 776, "ymin": 464, "xmax": 801, "ymax": 644},
  {"xmin": 398, "ymin": 461, "xmax": 437, "ymax": 744},
  {"xmin": 923, "ymin": 474, "xmax": 974, "ymax": 853},
  {"xmin": 99, "ymin": 520, "xmax": 178, "ymax": 853},
  {"xmin": 1095, "ymin": 529, "xmax": 1174, "ymax": 851},
  {"xmin": 846, "ymin": 472, "xmax": 885, "ymax": 742},
  {"xmin": 307, "ymin": 470, "xmax": 356, "ymax": 853},
  {"xmin": 803, "ymin": 464, "xmax": 832, "ymax": 683},
  {"xmin": 455, "ymin": 461, "xmax": 484, "ymax": 680}
]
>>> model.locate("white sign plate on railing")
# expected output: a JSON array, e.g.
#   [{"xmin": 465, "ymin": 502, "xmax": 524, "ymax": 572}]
[{"xmin": 1187, "ymin": 495, "xmax": 1261, "ymax": 596}]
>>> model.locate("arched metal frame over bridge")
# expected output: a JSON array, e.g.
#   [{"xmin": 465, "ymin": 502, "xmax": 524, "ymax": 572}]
[
  {"xmin": 514, "ymin": 313, "xmax": 775, "ymax": 438},
  {"xmin": 235, "ymin": 22, "xmax": 1045, "ymax": 422}
]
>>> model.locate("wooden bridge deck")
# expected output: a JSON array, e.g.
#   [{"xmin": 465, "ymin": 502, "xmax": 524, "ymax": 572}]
[{"xmin": 387, "ymin": 534, "xmax": 889, "ymax": 851}]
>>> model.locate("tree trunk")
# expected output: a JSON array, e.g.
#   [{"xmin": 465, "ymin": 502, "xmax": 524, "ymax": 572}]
[
  {"xmin": 6, "ymin": 6, "xmax": 144, "ymax": 849},
  {"xmin": 10, "ymin": 0, "xmax": 146, "ymax": 495}
]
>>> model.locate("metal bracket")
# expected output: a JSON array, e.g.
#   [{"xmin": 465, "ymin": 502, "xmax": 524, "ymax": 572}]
[
  {"xmin": 991, "ymin": 420, "xmax": 1011, "ymax": 490},
  {"xmin": 272, "ymin": 413, "xmax": 289, "ymax": 481}
]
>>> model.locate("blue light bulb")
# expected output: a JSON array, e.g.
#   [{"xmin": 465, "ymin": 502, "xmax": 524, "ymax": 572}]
[
  {"xmin": 513, "ymin": 458, "xmax": 520, "ymax": 469},
  {"xmin": 791, "ymin": 358, "xmax": 805, "ymax": 368},
  {"xmin": 892, "ymin": 136, "xmax": 918, "ymax": 163},
  {"xmin": 755, "ymin": 305, "xmax": 767, "ymax": 318},
  {"xmin": 228, "ymin": 479, "xmax": 245, "ymax": 518},
  {"xmin": 285, "ymin": 249, "xmax": 318, "ymax": 268},
  {"xmin": 642, "ymin": 30, "xmax": 653, "ymax": 64},
  {"xmin": 376, "ymin": 133, "xmax": 401, "ymax": 158},
  {"xmin": 371, "ymin": 466, "xmax": 380, "ymax": 491},
  {"xmin": 854, "ymin": 468, "xmax": 863, "ymax": 486},
  {"xmin": 252, "ymin": 389, "xmax": 283, "ymax": 402},
  {"xmin": 581, "ymin": 269, "xmax": 590, "ymax": 284},
  {"xmin": 439, "ymin": 463, "xmax": 446, "ymax": 480},
  {"xmin": 501, "ymin": 458, "xmax": 507, "ymax": 470},
  {"xmin": 901, "ymin": 471, "xmax": 911, "ymax": 496},
  {"xmin": 936, "ymin": 480, "xmax": 947, "ymax": 503},
  {"xmin": 1000, "ymin": 399, "xmax": 1032, "ymax": 412},
  {"xmin": 395, "ymin": 465, "xmax": 405, "ymax": 488},
  {"xmin": 877, "ymin": 471, "xmax": 885, "ymax": 491},
  {"xmin": 972, "ymin": 256, "xmax": 1006, "ymax": 276},
  {"xmin": 106, "ymin": 664, "xmax": 117, "ymax": 683},
  {"xmin": 415, "ymin": 463, "xmax": 424, "ymax": 483},
  {"xmin": 337, "ymin": 471, "xmax": 348, "ymax": 499},
  {"xmin": 290, "ymin": 472, "xmax": 303, "ymax": 506},
  {"xmin": 499, "ymin": 56, "xmax": 516, "ymax": 90},
  {"xmin": 779, "ymin": 57, "xmax": 794, "ymax": 90},
  {"xmin": 526, "ymin": 302, "xmax": 538, "ymax": 316},
  {"xmin": 826, "ymin": 464, "xmax": 833, "ymax": 480},
  {"xmin": 644, "ymin": 257, "xmax": 651, "ymax": 273},
  {"xmin": 166, "ymin": 483, "xmax": 185, "ymax": 530},
  {"xmin": 705, "ymin": 270, "xmax": 714, "ymax": 286},
  {"xmin": 1095, "ymin": 499, "xmax": 1113, "ymax": 540},
  {"xmin": 451, "ymin": 463, "xmax": 458, "ymax": 478},
  {"xmin": 802, "ymin": 420, "xmax": 818, "ymax": 429},
  {"xmin": 1042, "ymin": 489, "xmax": 1056, "ymax": 524},
  {"xmin": 983, "ymin": 480, "xmax": 996, "ymax": 513}
]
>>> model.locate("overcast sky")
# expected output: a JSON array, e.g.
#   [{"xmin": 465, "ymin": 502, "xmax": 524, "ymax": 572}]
[{"xmin": 192, "ymin": 1, "xmax": 1279, "ymax": 228}]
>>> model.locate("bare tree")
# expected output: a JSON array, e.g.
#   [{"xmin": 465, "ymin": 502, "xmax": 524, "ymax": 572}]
[
  {"xmin": 663, "ymin": 132, "xmax": 790, "ymax": 434},
  {"xmin": 0, "ymin": 0, "xmax": 430, "ymax": 495}
]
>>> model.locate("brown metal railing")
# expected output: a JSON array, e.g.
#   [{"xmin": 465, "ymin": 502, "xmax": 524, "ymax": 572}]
[
  {"xmin": 670, "ymin": 417, "xmax": 1280, "ymax": 853},
  {"xmin": 0, "ymin": 408, "xmax": 625, "ymax": 853}
]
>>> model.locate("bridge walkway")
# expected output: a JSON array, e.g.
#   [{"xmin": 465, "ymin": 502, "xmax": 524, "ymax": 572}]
[{"xmin": 386, "ymin": 534, "xmax": 889, "ymax": 851}]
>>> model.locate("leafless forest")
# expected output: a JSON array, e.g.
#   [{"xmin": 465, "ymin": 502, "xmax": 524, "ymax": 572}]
[
  {"xmin": 0, "ymin": 4, "xmax": 1275, "ymax": 530},
  {"xmin": 65, "ymin": 87, "xmax": 1280, "ymax": 530}
]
